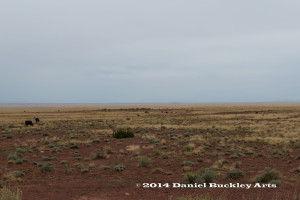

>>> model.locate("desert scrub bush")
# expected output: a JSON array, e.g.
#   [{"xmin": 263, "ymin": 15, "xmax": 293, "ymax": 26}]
[
  {"xmin": 0, "ymin": 187, "xmax": 22, "ymax": 200},
  {"xmin": 7, "ymin": 152, "xmax": 22, "ymax": 161},
  {"xmin": 114, "ymin": 165, "xmax": 125, "ymax": 172},
  {"xmin": 103, "ymin": 146, "xmax": 112, "ymax": 154},
  {"xmin": 14, "ymin": 160, "xmax": 23, "ymax": 165},
  {"xmin": 92, "ymin": 139, "xmax": 100, "ymax": 144},
  {"xmin": 182, "ymin": 145, "xmax": 194, "ymax": 152},
  {"xmin": 91, "ymin": 149, "xmax": 106, "ymax": 159},
  {"xmin": 233, "ymin": 161, "xmax": 241, "ymax": 168},
  {"xmin": 69, "ymin": 142, "xmax": 79, "ymax": 149},
  {"xmin": 64, "ymin": 168, "xmax": 74, "ymax": 174},
  {"xmin": 181, "ymin": 161, "xmax": 194, "ymax": 167},
  {"xmin": 42, "ymin": 156, "xmax": 57, "ymax": 161},
  {"xmin": 183, "ymin": 168, "xmax": 216, "ymax": 184},
  {"xmin": 229, "ymin": 153, "xmax": 239, "ymax": 159},
  {"xmin": 152, "ymin": 149, "xmax": 161, "ymax": 157},
  {"xmin": 253, "ymin": 167, "xmax": 281, "ymax": 183},
  {"xmin": 81, "ymin": 168, "xmax": 89, "ymax": 173},
  {"xmin": 39, "ymin": 162, "xmax": 54, "ymax": 173},
  {"xmin": 226, "ymin": 169, "xmax": 244, "ymax": 179},
  {"xmin": 152, "ymin": 168, "xmax": 163, "ymax": 173},
  {"xmin": 61, "ymin": 160, "xmax": 68, "ymax": 165},
  {"xmin": 161, "ymin": 153, "xmax": 169, "ymax": 159},
  {"xmin": 138, "ymin": 156, "xmax": 152, "ymax": 168},
  {"xmin": 103, "ymin": 166, "xmax": 111, "ymax": 170},
  {"xmin": 11, "ymin": 171, "xmax": 25, "ymax": 178},
  {"xmin": 257, "ymin": 153, "xmax": 264, "ymax": 157},
  {"xmin": 112, "ymin": 129, "xmax": 134, "ymax": 139}
]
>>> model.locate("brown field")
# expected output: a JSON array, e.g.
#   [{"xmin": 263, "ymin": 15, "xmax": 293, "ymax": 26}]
[{"xmin": 0, "ymin": 104, "xmax": 299, "ymax": 200}]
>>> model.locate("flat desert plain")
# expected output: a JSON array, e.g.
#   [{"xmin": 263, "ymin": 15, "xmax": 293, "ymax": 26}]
[{"xmin": 0, "ymin": 104, "xmax": 299, "ymax": 200}]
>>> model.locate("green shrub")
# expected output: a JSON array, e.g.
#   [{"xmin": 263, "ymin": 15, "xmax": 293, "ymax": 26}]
[
  {"xmin": 227, "ymin": 169, "xmax": 244, "ymax": 179},
  {"xmin": 7, "ymin": 152, "xmax": 22, "ymax": 161},
  {"xmin": 5, "ymin": 135, "xmax": 12, "ymax": 139},
  {"xmin": 257, "ymin": 153, "xmax": 264, "ymax": 157},
  {"xmin": 64, "ymin": 168, "xmax": 74, "ymax": 174},
  {"xmin": 138, "ymin": 156, "xmax": 152, "ymax": 168},
  {"xmin": 91, "ymin": 149, "xmax": 106, "ymax": 159},
  {"xmin": 0, "ymin": 187, "xmax": 22, "ymax": 200},
  {"xmin": 183, "ymin": 168, "xmax": 216, "ymax": 184},
  {"xmin": 42, "ymin": 156, "xmax": 57, "ymax": 161},
  {"xmin": 161, "ymin": 153, "xmax": 168, "ymax": 159},
  {"xmin": 14, "ymin": 160, "xmax": 23, "ymax": 165},
  {"xmin": 152, "ymin": 168, "xmax": 163, "ymax": 173},
  {"xmin": 39, "ymin": 163, "xmax": 54, "ymax": 173},
  {"xmin": 181, "ymin": 161, "xmax": 194, "ymax": 167},
  {"xmin": 81, "ymin": 168, "xmax": 89, "ymax": 173},
  {"xmin": 253, "ymin": 167, "xmax": 280, "ymax": 183},
  {"xmin": 11, "ymin": 171, "xmax": 25, "ymax": 178},
  {"xmin": 114, "ymin": 165, "xmax": 125, "ymax": 171},
  {"xmin": 182, "ymin": 145, "xmax": 193, "ymax": 152},
  {"xmin": 112, "ymin": 130, "xmax": 134, "ymax": 139},
  {"xmin": 229, "ymin": 153, "xmax": 239, "ymax": 159},
  {"xmin": 269, "ymin": 179, "xmax": 282, "ymax": 186},
  {"xmin": 51, "ymin": 147, "xmax": 62, "ymax": 153},
  {"xmin": 92, "ymin": 139, "xmax": 100, "ymax": 144},
  {"xmin": 103, "ymin": 166, "xmax": 111, "ymax": 170},
  {"xmin": 61, "ymin": 160, "xmax": 68, "ymax": 165},
  {"xmin": 152, "ymin": 149, "xmax": 161, "ymax": 156},
  {"xmin": 167, "ymin": 171, "xmax": 173, "ymax": 175},
  {"xmin": 69, "ymin": 142, "xmax": 79, "ymax": 149},
  {"xmin": 233, "ymin": 161, "xmax": 241, "ymax": 168}
]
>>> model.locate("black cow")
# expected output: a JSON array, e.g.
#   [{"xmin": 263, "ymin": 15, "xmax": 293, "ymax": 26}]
[
  {"xmin": 35, "ymin": 118, "xmax": 40, "ymax": 123},
  {"xmin": 25, "ymin": 120, "xmax": 33, "ymax": 126}
]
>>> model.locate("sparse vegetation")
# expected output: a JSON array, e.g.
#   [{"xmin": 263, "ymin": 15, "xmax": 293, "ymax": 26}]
[
  {"xmin": 253, "ymin": 167, "xmax": 281, "ymax": 183},
  {"xmin": 181, "ymin": 161, "xmax": 194, "ymax": 167},
  {"xmin": 138, "ymin": 156, "xmax": 152, "ymax": 168},
  {"xmin": 0, "ymin": 105, "xmax": 299, "ymax": 199},
  {"xmin": 183, "ymin": 168, "xmax": 216, "ymax": 184},
  {"xmin": 226, "ymin": 169, "xmax": 244, "ymax": 179},
  {"xmin": 114, "ymin": 165, "xmax": 125, "ymax": 171},
  {"xmin": 39, "ymin": 163, "xmax": 54, "ymax": 173},
  {"xmin": 0, "ymin": 187, "xmax": 22, "ymax": 200},
  {"xmin": 112, "ymin": 129, "xmax": 134, "ymax": 139},
  {"xmin": 91, "ymin": 149, "xmax": 106, "ymax": 159}
]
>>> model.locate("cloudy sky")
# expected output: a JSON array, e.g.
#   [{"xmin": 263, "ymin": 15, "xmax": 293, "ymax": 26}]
[{"xmin": 1, "ymin": 0, "xmax": 299, "ymax": 103}]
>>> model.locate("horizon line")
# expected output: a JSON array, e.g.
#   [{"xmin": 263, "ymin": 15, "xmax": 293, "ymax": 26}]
[{"xmin": 1, "ymin": 101, "xmax": 300, "ymax": 105}]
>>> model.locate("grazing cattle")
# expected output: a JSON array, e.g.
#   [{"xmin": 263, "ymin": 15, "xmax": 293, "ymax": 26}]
[
  {"xmin": 25, "ymin": 120, "xmax": 33, "ymax": 126},
  {"xmin": 35, "ymin": 118, "xmax": 40, "ymax": 123}
]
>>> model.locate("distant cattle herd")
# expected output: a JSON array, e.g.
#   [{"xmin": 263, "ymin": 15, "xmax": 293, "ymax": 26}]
[{"xmin": 25, "ymin": 118, "xmax": 40, "ymax": 126}]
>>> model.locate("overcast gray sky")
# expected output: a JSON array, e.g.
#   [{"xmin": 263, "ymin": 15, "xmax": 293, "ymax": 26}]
[{"xmin": 1, "ymin": 0, "xmax": 299, "ymax": 103}]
